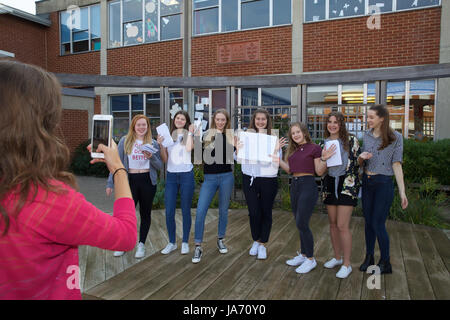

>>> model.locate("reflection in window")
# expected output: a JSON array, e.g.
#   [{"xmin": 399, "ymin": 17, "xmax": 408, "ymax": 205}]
[
  {"xmin": 194, "ymin": 4, "xmax": 219, "ymax": 35},
  {"xmin": 329, "ymin": 0, "xmax": 365, "ymax": 19},
  {"xmin": 307, "ymin": 85, "xmax": 338, "ymax": 105},
  {"xmin": 342, "ymin": 84, "xmax": 363, "ymax": 104},
  {"xmin": 123, "ymin": 0, "xmax": 143, "ymax": 46},
  {"xmin": 146, "ymin": 93, "xmax": 161, "ymax": 136},
  {"xmin": 387, "ymin": 81, "xmax": 406, "ymax": 134},
  {"xmin": 273, "ymin": 0, "xmax": 292, "ymax": 25},
  {"xmin": 222, "ymin": 0, "xmax": 238, "ymax": 32},
  {"xmin": 368, "ymin": 0, "xmax": 393, "ymax": 13},
  {"xmin": 109, "ymin": 1, "xmax": 121, "ymax": 48},
  {"xmin": 305, "ymin": 0, "xmax": 326, "ymax": 22},
  {"xmin": 241, "ymin": 0, "xmax": 270, "ymax": 30},
  {"xmin": 161, "ymin": 0, "xmax": 182, "ymax": 40},
  {"xmin": 408, "ymin": 80, "xmax": 435, "ymax": 140},
  {"xmin": 396, "ymin": 0, "xmax": 440, "ymax": 11}
]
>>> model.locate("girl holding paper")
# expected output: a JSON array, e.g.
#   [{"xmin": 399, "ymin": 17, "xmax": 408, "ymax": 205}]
[
  {"xmin": 278, "ymin": 122, "xmax": 335, "ymax": 274},
  {"xmin": 106, "ymin": 114, "xmax": 163, "ymax": 259},
  {"xmin": 157, "ymin": 110, "xmax": 195, "ymax": 255},
  {"xmin": 192, "ymin": 109, "xmax": 235, "ymax": 264},
  {"xmin": 319, "ymin": 111, "xmax": 361, "ymax": 279},
  {"xmin": 358, "ymin": 105, "xmax": 408, "ymax": 274},
  {"xmin": 237, "ymin": 109, "xmax": 287, "ymax": 260}
]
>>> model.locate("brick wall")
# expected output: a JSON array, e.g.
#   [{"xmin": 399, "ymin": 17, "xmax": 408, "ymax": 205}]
[
  {"xmin": 107, "ymin": 40, "xmax": 183, "ymax": 77},
  {"xmin": 0, "ymin": 15, "xmax": 47, "ymax": 69},
  {"xmin": 192, "ymin": 26, "xmax": 292, "ymax": 77},
  {"xmin": 303, "ymin": 8, "xmax": 441, "ymax": 72},
  {"xmin": 46, "ymin": 12, "xmax": 100, "ymax": 74},
  {"xmin": 59, "ymin": 109, "xmax": 89, "ymax": 154}
]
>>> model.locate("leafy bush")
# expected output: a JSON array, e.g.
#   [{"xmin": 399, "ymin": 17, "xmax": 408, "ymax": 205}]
[{"xmin": 70, "ymin": 139, "xmax": 109, "ymax": 177}]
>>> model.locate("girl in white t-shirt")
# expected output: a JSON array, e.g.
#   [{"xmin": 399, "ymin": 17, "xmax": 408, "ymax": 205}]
[{"xmin": 157, "ymin": 111, "xmax": 196, "ymax": 255}]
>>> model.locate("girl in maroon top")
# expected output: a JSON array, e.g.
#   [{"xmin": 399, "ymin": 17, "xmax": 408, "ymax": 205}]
[{"xmin": 278, "ymin": 122, "xmax": 335, "ymax": 274}]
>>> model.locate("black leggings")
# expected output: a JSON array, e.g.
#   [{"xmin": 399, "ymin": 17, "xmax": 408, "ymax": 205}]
[
  {"xmin": 129, "ymin": 173, "xmax": 157, "ymax": 244},
  {"xmin": 290, "ymin": 176, "xmax": 318, "ymax": 258}
]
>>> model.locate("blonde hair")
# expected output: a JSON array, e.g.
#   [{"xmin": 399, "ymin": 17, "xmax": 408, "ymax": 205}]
[
  {"xmin": 285, "ymin": 122, "xmax": 312, "ymax": 161},
  {"xmin": 0, "ymin": 61, "xmax": 76, "ymax": 236},
  {"xmin": 203, "ymin": 109, "xmax": 233, "ymax": 148},
  {"xmin": 124, "ymin": 114, "xmax": 153, "ymax": 155}
]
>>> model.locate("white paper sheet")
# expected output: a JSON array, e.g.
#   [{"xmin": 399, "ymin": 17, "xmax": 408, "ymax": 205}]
[
  {"xmin": 156, "ymin": 123, "xmax": 174, "ymax": 148},
  {"xmin": 237, "ymin": 132, "xmax": 277, "ymax": 163},
  {"xmin": 195, "ymin": 103, "xmax": 204, "ymax": 111},
  {"xmin": 202, "ymin": 120, "xmax": 208, "ymax": 131},
  {"xmin": 194, "ymin": 112, "xmax": 204, "ymax": 120},
  {"xmin": 325, "ymin": 140, "xmax": 342, "ymax": 167},
  {"xmin": 201, "ymin": 98, "xmax": 209, "ymax": 105}
]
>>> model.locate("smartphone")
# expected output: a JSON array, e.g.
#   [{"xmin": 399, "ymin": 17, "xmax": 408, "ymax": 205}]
[{"xmin": 91, "ymin": 115, "xmax": 113, "ymax": 159}]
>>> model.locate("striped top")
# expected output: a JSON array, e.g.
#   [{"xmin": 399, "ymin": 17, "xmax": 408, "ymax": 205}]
[
  {"xmin": 362, "ymin": 129, "xmax": 403, "ymax": 176},
  {"xmin": 0, "ymin": 181, "xmax": 136, "ymax": 300}
]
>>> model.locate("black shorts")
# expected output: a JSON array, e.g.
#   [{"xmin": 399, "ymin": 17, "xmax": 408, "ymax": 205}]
[{"xmin": 323, "ymin": 175, "xmax": 358, "ymax": 207}]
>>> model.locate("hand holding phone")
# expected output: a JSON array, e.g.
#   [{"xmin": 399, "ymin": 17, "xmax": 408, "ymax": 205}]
[{"xmin": 91, "ymin": 115, "xmax": 113, "ymax": 159}]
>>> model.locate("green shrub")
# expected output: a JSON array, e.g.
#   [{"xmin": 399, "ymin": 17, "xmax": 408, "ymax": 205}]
[{"xmin": 70, "ymin": 139, "xmax": 109, "ymax": 177}]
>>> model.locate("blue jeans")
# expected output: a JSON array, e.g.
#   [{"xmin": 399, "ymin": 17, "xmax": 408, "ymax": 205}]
[
  {"xmin": 164, "ymin": 170, "xmax": 195, "ymax": 243},
  {"xmin": 194, "ymin": 172, "xmax": 234, "ymax": 244},
  {"xmin": 361, "ymin": 173, "xmax": 394, "ymax": 261}
]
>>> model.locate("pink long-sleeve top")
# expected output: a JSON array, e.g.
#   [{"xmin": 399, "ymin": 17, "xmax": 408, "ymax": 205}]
[{"xmin": 0, "ymin": 181, "xmax": 137, "ymax": 300}]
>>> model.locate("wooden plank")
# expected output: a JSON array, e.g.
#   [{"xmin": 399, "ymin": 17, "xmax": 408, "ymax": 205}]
[
  {"xmin": 384, "ymin": 219, "xmax": 410, "ymax": 300},
  {"xmin": 105, "ymin": 247, "xmax": 124, "ymax": 281},
  {"xmin": 78, "ymin": 245, "xmax": 88, "ymax": 293},
  {"xmin": 413, "ymin": 226, "xmax": 450, "ymax": 300},
  {"xmin": 335, "ymin": 217, "xmax": 366, "ymax": 300},
  {"xmin": 427, "ymin": 227, "xmax": 450, "ymax": 272},
  {"xmin": 398, "ymin": 222, "xmax": 435, "ymax": 299},
  {"xmin": 83, "ymin": 246, "xmax": 106, "ymax": 292}
]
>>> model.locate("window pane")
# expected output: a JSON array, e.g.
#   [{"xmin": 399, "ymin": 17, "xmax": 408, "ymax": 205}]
[
  {"xmin": 212, "ymin": 90, "xmax": 226, "ymax": 113},
  {"xmin": 222, "ymin": 0, "xmax": 238, "ymax": 31},
  {"xmin": 109, "ymin": 1, "xmax": 121, "ymax": 47},
  {"xmin": 145, "ymin": 0, "xmax": 159, "ymax": 42},
  {"xmin": 367, "ymin": 83, "xmax": 376, "ymax": 103},
  {"xmin": 60, "ymin": 11, "xmax": 71, "ymax": 43},
  {"xmin": 123, "ymin": 0, "xmax": 143, "ymax": 22},
  {"xmin": 307, "ymin": 85, "xmax": 338, "ymax": 105},
  {"xmin": 409, "ymin": 79, "xmax": 435, "ymax": 140},
  {"xmin": 160, "ymin": 0, "xmax": 183, "ymax": 15},
  {"xmin": 161, "ymin": 14, "xmax": 180, "ymax": 40},
  {"xmin": 132, "ymin": 94, "xmax": 144, "ymax": 111},
  {"xmin": 329, "ymin": 0, "xmax": 365, "ymax": 19},
  {"xmin": 111, "ymin": 95, "xmax": 130, "ymax": 112},
  {"xmin": 305, "ymin": 0, "xmax": 326, "ymax": 22},
  {"xmin": 194, "ymin": 0, "xmax": 218, "ymax": 9},
  {"xmin": 194, "ymin": 8, "xmax": 218, "ymax": 34},
  {"xmin": 61, "ymin": 43, "xmax": 71, "ymax": 55},
  {"xmin": 241, "ymin": 88, "xmax": 258, "ymax": 106},
  {"xmin": 397, "ymin": 0, "xmax": 440, "ymax": 11},
  {"xmin": 273, "ymin": 0, "xmax": 291, "ymax": 25},
  {"xmin": 262, "ymin": 87, "xmax": 291, "ymax": 105},
  {"xmin": 170, "ymin": 91, "xmax": 183, "ymax": 107},
  {"xmin": 124, "ymin": 21, "xmax": 144, "ymax": 45},
  {"xmin": 146, "ymin": 93, "xmax": 160, "ymax": 118},
  {"xmin": 241, "ymin": 0, "xmax": 269, "ymax": 29},
  {"xmin": 194, "ymin": 90, "xmax": 210, "ymax": 129},
  {"xmin": 112, "ymin": 115, "xmax": 130, "ymax": 141},
  {"xmin": 387, "ymin": 82, "xmax": 405, "ymax": 134},
  {"xmin": 73, "ymin": 30, "xmax": 89, "ymax": 41},
  {"xmin": 368, "ymin": 0, "xmax": 393, "ymax": 13},
  {"xmin": 90, "ymin": 5, "xmax": 101, "ymax": 39},
  {"xmin": 72, "ymin": 40, "xmax": 89, "ymax": 53},
  {"xmin": 92, "ymin": 38, "xmax": 101, "ymax": 51},
  {"xmin": 73, "ymin": 7, "xmax": 89, "ymax": 32},
  {"xmin": 342, "ymin": 84, "xmax": 364, "ymax": 104}
]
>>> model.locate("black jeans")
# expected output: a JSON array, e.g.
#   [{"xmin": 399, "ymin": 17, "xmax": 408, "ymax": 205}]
[
  {"xmin": 242, "ymin": 174, "xmax": 278, "ymax": 243},
  {"xmin": 290, "ymin": 176, "xmax": 318, "ymax": 258},
  {"xmin": 129, "ymin": 173, "xmax": 157, "ymax": 244}
]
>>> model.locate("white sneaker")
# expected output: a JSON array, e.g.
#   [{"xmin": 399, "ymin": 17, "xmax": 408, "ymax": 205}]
[
  {"xmin": 257, "ymin": 245, "xmax": 267, "ymax": 260},
  {"xmin": 135, "ymin": 242, "xmax": 146, "ymax": 259},
  {"xmin": 192, "ymin": 246, "xmax": 203, "ymax": 264},
  {"xmin": 336, "ymin": 265, "xmax": 352, "ymax": 279},
  {"xmin": 217, "ymin": 239, "xmax": 228, "ymax": 254},
  {"xmin": 181, "ymin": 242, "xmax": 189, "ymax": 255},
  {"xmin": 249, "ymin": 241, "xmax": 260, "ymax": 256},
  {"xmin": 286, "ymin": 252, "xmax": 307, "ymax": 266},
  {"xmin": 161, "ymin": 242, "xmax": 177, "ymax": 255},
  {"xmin": 113, "ymin": 251, "xmax": 125, "ymax": 257},
  {"xmin": 295, "ymin": 258, "xmax": 317, "ymax": 274},
  {"xmin": 324, "ymin": 257, "xmax": 343, "ymax": 269}
]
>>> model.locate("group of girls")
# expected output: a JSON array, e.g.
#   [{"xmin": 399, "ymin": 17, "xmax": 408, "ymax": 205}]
[{"xmin": 106, "ymin": 104, "xmax": 408, "ymax": 278}]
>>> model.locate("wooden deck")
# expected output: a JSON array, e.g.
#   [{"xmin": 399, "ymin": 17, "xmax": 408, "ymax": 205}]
[{"xmin": 80, "ymin": 209, "xmax": 450, "ymax": 300}]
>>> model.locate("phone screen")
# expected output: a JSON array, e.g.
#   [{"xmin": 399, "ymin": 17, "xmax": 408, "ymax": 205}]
[{"xmin": 92, "ymin": 120, "xmax": 110, "ymax": 152}]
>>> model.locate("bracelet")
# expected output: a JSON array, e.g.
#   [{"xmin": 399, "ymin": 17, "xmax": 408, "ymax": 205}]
[
  {"xmin": 113, "ymin": 167, "xmax": 127, "ymax": 180},
  {"xmin": 320, "ymin": 157, "xmax": 327, "ymax": 162}
]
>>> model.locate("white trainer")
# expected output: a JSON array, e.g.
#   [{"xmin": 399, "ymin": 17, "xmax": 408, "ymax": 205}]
[
  {"xmin": 161, "ymin": 242, "xmax": 177, "ymax": 255},
  {"xmin": 295, "ymin": 258, "xmax": 317, "ymax": 274},
  {"xmin": 286, "ymin": 252, "xmax": 307, "ymax": 266},
  {"xmin": 135, "ymin": 242, "xmax": 146, "ymax": 259},
  {"xmin": 249, "ymin": 241, "xmax": 260, "ymax": 256},
  {"xmin": 257, "ymin": 245, "xmax": 267, "ymax": 260},
  {"xmin": 181, "ymin": 242, "xmax": 189, "ymax": 255},
  {"xmin": 324, "ymin": 258, "xmax": 343, "ymax": 269},
  {"xmin": 336, "ymin": 265, "xmax": 352, "ymax": 279},
  {"xmin": 113, "ymin": 251, "xmax": 125, "ymax": 257}
]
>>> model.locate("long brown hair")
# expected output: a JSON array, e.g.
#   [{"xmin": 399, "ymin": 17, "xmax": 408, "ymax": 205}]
[
  {"xmin": 285, "ymin": 122, "xmax": 312, "ymax": 161},
  {"xmin": 0, "ymin": 61, "xmax": 76, "ymax": 236},
  {"xmin": 249, "ymin": 108, "xmax": 273, "ymax": 135},
  {"xmin": 124, "ymin": 114, "xmax": 152, "ymax": 155},
  {"xmin": 203, "ymin": 108, "xmax": 233, "ymax": 147},
  {"xmin": 170, "ymin": 110, "xmax": 191, "ymax": 146},
  {"xmin": 369, "ymin": 104, "xmax": 396, "ymax": 150},
  {"xmin": 324, "ymin": 111, "xmax": 350, "ymax": 152}
]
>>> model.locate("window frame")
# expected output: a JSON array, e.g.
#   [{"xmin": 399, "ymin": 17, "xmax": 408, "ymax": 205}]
[{"xmin": 59, "ymin": 4, "xmax": 101, "ymax": 55}]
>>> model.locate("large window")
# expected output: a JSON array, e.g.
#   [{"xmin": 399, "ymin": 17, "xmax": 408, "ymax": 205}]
[
  {"xmin": 193, "ymin": 0, "xmax": 292, "ymax": 36},
  {"xmin": 60, "ymin": 4, "xmax": 101, "ymax": 55},
  {"xmin": 304, "ymin": 0, "xmax": 441, "ymax": 22},
  {"xmin": 109, "ymin": 0, "xmax": 183, "ymax": 48}
]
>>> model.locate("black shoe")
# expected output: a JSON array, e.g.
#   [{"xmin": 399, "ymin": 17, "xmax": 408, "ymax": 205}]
[
  {"xmin": 359, "ymin": 254, "xmax": 374, "ymax": 272},
  {"xmin": 377, "ymin": 259, "xmax": 392, "ymax": 274}
]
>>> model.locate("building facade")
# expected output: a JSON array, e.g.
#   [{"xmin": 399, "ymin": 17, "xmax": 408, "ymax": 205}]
[{"xmin": 1, "ymin": 0, "xmax": 449, "ymax": 148}]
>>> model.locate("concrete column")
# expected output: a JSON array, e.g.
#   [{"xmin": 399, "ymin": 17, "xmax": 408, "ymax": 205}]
[
  {"xmin": 183, "ymin": 0, "xmax": 192, "ymax": 118},
  {"xmin": 100, "ymin": 0, "xmax": 107, "ymax": 76},
  {"xmin": 291, "ymin": 0, "xmax": 304, "ymax": 122},
  {"xmin": 436, "ymin": 0, "xmax": 450, "ymax": 140}
]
